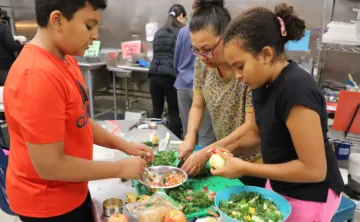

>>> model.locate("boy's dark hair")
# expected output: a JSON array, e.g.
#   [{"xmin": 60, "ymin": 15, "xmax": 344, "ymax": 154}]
[
  {"xmin": 190, "ymin": 0, "xmax": 231, "ymax": 36},
  {"xmin": 164, "ymin": 4, "xmax": 187, "ymax": 29},
  {"xmin": 35, "ymin": 0, "xmax": 107, "ymax": 28},
  {"xmin": 223, "ymin": 3, "xmax": 305, "ymax": 58}
]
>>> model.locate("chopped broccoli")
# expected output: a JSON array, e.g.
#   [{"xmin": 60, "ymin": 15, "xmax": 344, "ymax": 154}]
[
  {"xmin": 150, "ymin": 150, "xmax": 176, "ymax": 166},
  {"xmin": 168, "ymin": 188, "xmax": 213, "ymax": 214}
]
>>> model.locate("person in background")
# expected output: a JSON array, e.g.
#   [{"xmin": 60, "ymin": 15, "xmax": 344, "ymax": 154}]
[
  {"xmin": 178, "ymin": 0, "xmax": 265, "ymax": 187},
  {"xmin": 174, "ymin": 1, "xmax": 216, "ymax": 146},
  {"xmin": 0, "ymin": 7, "xmax": 23, "ymax": 86},
  {"xmin": 4, "ymin": 1, "xmax": 153, "ymax": 221},
  {"xmin": 148, "ymin": 4, "xmax": 187, "ymax": 139},
  {"xmin": 214, "ymin": 4, "xmax": 344, "ymax": 221}
]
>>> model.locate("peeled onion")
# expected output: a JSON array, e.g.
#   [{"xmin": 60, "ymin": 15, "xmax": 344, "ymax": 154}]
[{"xmin": 209, "ymin": 154, "xmax": 226, "ymax": 170}]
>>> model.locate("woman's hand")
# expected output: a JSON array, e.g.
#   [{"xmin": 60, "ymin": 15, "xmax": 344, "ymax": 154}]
[
  {"xmin": 126, "ymin": 143, "xmax": 154, "ymax": 163},
  {"xmin": 181, "ymin": 149, "xmax": 210, "ymax": 176},
  {"xmin": 210, "ymin": 152, "xmax": 247, "ymax": 179},
  {"xmin": 178, "ymin": 138, "xmax": 196, "ymax": 160}
]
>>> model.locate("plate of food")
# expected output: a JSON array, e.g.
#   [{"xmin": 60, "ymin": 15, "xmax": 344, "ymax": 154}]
[
  {"xmin": 215, "ymin": 186, "xmax": 291, "ymax": 222},
  {"xmin": 139, "ymin": 166, "xmax": 188, "ymax": 190}
]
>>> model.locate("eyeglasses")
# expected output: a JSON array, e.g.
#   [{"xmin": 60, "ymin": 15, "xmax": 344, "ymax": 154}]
[{"xmin": 189, "ymin": 39, "xmax": 221, "ymax": 59}]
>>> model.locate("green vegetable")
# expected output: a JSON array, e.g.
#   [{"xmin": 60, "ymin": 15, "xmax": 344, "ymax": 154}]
[
  {"xmin": 150, "ymin": 150, "xmax": 176, "ymax": 166},
  {"xmin": 219, "ymin": 192, "xmax": 284, "ymax": 222},
  {"xmin": 192, "ymin": 167, "xmax": 212, "ymax": 179},
  {"xmin": 168, "ymin": 188, "xmax": 213, "ymax": 214},
  {"xmin": 142, "ymin": 141, "xmax": 154, "ymax": 148}
]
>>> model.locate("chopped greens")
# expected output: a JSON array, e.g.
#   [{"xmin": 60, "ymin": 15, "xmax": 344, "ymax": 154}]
[
  {"xmin": 150, "ymin": 150, "xmax": 176, "ymax": 166},
  {"xmin": 192, "ymin": 167, "xmax": 212, "ymax": 179},
  {"xmin": 219, "ymin": 192, "xmax": 284, "ymax": 222},
  {"xmin": 168, "ymin": 188, "xmax": 213, "ymax": 214}
]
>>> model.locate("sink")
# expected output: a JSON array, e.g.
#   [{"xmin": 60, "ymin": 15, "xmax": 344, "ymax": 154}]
[
  {"xmin": 75, "ymin": 55, "xmax": 106, "ymax": 64},
  {"xmin": 115, "ymin": 71, "xmax": 132, "ymax": 78}
]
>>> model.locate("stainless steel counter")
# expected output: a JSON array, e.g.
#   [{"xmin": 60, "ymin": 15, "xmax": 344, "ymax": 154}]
[
  {"xmin": 106, "ymin": 65, "xmax": 150, "ymax": 111},
  {"xmin": 115, "ymin": 65, "xmax": 149, "ymax": 73},
  {"xmin": 78, "ymin": 61, "xmax": 107, "ymax": 69},
  {"xmin": 76, "ymin": 56, "xmax": 107, "ymax": 69},
  {"xmin": 107, "ymin": 65, "xmax": 149, "ymax": 74},
  {"xmin": 89, "ymin": 120, "xmax": 180, "ymax": 222},
  {"xmin": 76, "ymin": 58, "xmax": 117, "ymax": 120}
]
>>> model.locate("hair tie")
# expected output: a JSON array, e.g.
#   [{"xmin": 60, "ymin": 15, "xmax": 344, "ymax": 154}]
[
  {"xmin": 169, "ymin": 11, "xmax": 176, "ymax": 17},
  {"xmin": 277, "ymin": 17, "xmax": 287, "ymax": 37}
]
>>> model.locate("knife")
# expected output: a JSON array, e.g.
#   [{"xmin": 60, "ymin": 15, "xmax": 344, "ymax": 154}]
[{"xmin": 176, "ymin": 158, "xmax": 185, "ymax": 168}]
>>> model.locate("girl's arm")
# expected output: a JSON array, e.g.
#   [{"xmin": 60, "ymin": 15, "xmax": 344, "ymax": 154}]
[{"xmin": 212, "ymin": 105, "xmax": 327, "ymax": 183}]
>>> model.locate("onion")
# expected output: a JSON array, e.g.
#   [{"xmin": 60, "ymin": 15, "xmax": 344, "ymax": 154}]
[{"xmin": 209, "ymin": 154, "xmax": 226, "ymax": 170}]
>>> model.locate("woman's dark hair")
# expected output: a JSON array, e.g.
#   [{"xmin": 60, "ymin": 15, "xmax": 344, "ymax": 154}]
[
  {"xmin": 190, "ymin": 0, "xmax": 231, "ymax": 36},
  {"xmin": 223, "ymin": 3, "xmax": 305, "ymax": 58},
  {"xmin": 0, "ymin": 7, "xmax": 4, "ymax": 18},
  {"xmin": 35, "ymin": 0, "xmax": 107, "ymax": 28},
  {"xmin": 164, "ymin": 4, "xmax": 187, "ymax": 29}
]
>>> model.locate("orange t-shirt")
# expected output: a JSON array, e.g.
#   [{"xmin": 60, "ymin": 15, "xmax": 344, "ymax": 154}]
[{"xmin": 4, "ymin": 44, "xmax": 93, "ymax": 218}]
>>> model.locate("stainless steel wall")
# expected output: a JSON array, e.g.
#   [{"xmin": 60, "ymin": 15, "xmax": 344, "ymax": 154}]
[
  {"xmin": 2, "ymin": 0, "xmax": 360, "ymax": 83},
  {"xmin": 0, "ymin": 0, "xmax": 10, "ymax": 6},
  {"xmin": 101, "ymin": 0, "xmax": 360, "ymax": 84}
]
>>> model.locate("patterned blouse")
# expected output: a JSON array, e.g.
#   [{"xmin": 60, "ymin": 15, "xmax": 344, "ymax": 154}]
[{"xmin": 193, "ymin": 59, "xmax": 261, "ymax": 162}]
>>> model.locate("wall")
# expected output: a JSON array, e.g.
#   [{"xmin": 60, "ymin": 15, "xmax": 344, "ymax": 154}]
[
  {"xmin": 99, "ymin": 0, "xmax": 360, "ymax": 84},
  {"xmin": 0, "ymin": 0, "xmax": 10, "ymax": 6},
  {"xmin": 2, "ymin": 0, "xmax": 360, "ymax": 83},
  {"xmin": 1, "ymin": 0, "xmax": 360, "ymax": 115}
]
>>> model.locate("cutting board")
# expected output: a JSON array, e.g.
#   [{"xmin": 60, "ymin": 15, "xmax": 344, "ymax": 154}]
[
  {"xmin": 333, "ymin": 91, "xmax": 360, "ymax": 134},
  {"xmin": 132, "ymin": 151, "xmax": 243, "ymax": 219}
]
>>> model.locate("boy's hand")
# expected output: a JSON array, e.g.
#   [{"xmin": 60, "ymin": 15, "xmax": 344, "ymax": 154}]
[
  {"xmin": 116, "ymin": 157, "xmax": 147, "ymax": 180},
  {"xmin": 127, "ymin": 143, "xmax": 154, "ymax": 162}
]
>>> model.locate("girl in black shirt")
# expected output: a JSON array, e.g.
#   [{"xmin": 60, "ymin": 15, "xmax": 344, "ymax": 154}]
[{"xmin": 212, "ymin": 3, "xmax": 344, "ymax": 221}]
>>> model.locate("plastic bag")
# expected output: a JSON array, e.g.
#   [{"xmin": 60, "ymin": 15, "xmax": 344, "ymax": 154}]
[
  {"xmin": 138, "ymin": 204, "xmax": 173, "ymax": 222},
  {"xmin": 126, "ymin": 191, "xmax": 178, "ymax": 221}
]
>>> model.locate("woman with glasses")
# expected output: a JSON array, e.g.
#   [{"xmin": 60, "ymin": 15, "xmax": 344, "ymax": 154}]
[
  {"xmin": 178, "ymin": 0, "xmax": 265, "ymax": 187},
  {"xmin": 174, "ymin": 1, "xmax": 216, "ymax": 148},
  {"xmin": 148, "ymin": 4, "xmax": 187, "ymax": 138}
]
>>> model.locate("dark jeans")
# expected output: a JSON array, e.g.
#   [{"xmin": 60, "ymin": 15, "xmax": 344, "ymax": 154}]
[
  {"xmin": 0, "ymin": 70, "xmax": 8, "ymax": 86},
  {"xmin": 0, "ymin": 70, "xmax": 6, "ymax": 122},
  {"xmin": 149, "ymin": 75, "xmax": 182, "ymax": 138},
  {"xmin": 240, "ymin": 175, "xmax": 267, "ymax": 188},
  {"xmin": 19, "ymin": 192, "xmax": 94, "ymax": 222}
]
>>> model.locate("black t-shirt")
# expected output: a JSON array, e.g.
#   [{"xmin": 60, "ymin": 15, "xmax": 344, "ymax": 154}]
[{"xmin": 252, "ymin": 61, "xmax": 344, "ymax": 202}]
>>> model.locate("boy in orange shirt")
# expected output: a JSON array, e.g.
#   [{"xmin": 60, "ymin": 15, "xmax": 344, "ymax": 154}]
[{"xmin": 4, "ymin": 0, "xmax": 153, "ymax": 221}]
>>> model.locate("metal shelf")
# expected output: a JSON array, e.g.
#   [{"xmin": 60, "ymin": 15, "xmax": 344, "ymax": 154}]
[{"xmin": 317, "ymin": 42, "xmax": 360, "ymax": 53}]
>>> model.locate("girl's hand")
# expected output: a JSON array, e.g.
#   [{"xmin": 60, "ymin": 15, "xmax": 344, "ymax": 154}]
[{"xmin": 210, "ymin": 151, "xmax": 247, "ymax": 179}]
